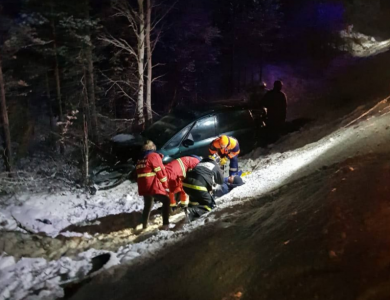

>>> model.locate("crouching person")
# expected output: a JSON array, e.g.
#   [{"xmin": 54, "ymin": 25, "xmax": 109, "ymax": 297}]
[
  {"xmin": 165, "ymin": 155, "xmax": 202, "ymax": 209},
  {"xmin": 182, "ymin": 154, "xmax": 224, "ymax": 221},
  {"xmin": 209, "ymin": 135, "xmax": 240, "ymax": 176},
  {"xmin": 136, "ymin": 140, "xmax": 170, "ymax": 229}
]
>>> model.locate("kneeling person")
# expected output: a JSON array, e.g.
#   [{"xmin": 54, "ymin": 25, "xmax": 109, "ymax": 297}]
[{"xmin": 182, "ymin": 154, "xmax": 224, "ymax": 221}]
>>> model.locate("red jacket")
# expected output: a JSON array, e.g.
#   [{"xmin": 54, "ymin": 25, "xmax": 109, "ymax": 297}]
[
  {"xmin": 136, "ymin": 151, "xmax": 168, "ymax": 196},
  {"xmin": 166, "ymin": 156, "xmax": 200, "ymax": 194}
]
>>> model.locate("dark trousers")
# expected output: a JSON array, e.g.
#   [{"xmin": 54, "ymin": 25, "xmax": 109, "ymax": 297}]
[
  {"xmin": 143, "ymin": 194, "xmax": 170, "ymax": 229},
  {"xmin": 183, "ymin": 178, "xmax": 215, "ymax": 221},
  {"xmin": 257, "ymin": 126, "xmax": 281, "ymax": 146},
  {"xmin": 229, "ymin": 156, "xmax": 239, "ymax": 176}
]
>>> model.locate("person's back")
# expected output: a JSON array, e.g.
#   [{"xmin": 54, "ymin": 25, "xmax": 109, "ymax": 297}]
[
  {"xmin": 182, "ymin": 154, "xmax": 224, "ymax": 221},
  {"xmin": 260, "ymin": 80, "xmax": 287, "ymax": 128},
  {"xmin": 136, "ymin": 140, "xmax": 170, "ymax": 229},
  {"xmin": 185, "ymin": 157, "xmax": 224, "ymax": 190},
  {"xmin": 165, "ymin": 155, "xmax": 201, "ymax": 184},
  {"xmin": 165, "ymin": 155, "xmax": 202, "ymax": 206}
]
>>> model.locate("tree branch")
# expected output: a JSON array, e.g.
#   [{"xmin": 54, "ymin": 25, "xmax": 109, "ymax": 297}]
[
  {"xmin": 151, "ymin": 73, "xmax": 166, "ymax": 83},
  {"xmin": 151, "ymin": 0, "xmax": 178, "ymax": 32},
  {"xmin": 99, "ymin": 34, "xmax": 138, "ymax": 59}
]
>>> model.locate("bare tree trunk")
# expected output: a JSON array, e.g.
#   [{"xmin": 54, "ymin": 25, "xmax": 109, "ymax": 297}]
[
  {"xmin": 137, "ymin": 0, "xmax": 145, "ymax": 128},
  {"xmin": 85, "ymin": 0, "xmax": 99, "ymax": 143},
  {"xmin": 0, "ymin": 55, "xmax": 12, "ymax": 172},
  {"xmin": 145, "ymin": 0, "xmax": 153, "ymax": 127},
  {"xmin": 86, "ymin": 47, "xmax": 98, "ymax": 142},
  {"xmin": 51, "ymin": 20, "xmax": 64, "ymax": 154},
  {"xmin": 82, "ymin": 70, "xmax": 90, "ymax": 186},
  {"xmin": 82, "ymin": 113, "xmax": 89, "ymax": 186},
  {"xmin": 45, "ymin": 70, "xmax": 53, "ymax": 130}
]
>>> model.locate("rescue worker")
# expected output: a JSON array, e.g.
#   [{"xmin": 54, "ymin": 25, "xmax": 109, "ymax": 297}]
[
  {"xmin": 260, "ymin": 80, "xmax": 287, "ymax": 132},
  {"xmin": 258, "ymin": 80, "xmax": 287, "ymax": 144},
  {"xmin": 209, "ymin": 135, "xmax": 240, "ymax": 176},
  {"xmin": 165, "ymin": 155, "xmax": 202, "ymax": 209},
  {"xmin": 136, "ymin": 140, "xmax": 170, "ymax": 229},
  {"xmin": 182, "ymin": 153, "xmax": 224, "ymax": 221}
]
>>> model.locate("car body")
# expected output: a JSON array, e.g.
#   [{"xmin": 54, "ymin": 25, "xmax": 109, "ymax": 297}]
[{"xmin": 111, "ymin": 104, "xmax": 263, "ymax": 163}]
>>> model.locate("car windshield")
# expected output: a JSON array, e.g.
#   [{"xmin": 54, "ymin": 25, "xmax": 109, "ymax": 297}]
[{"xmin": 141, "ymin": 114, "xmax": 192, "ymax": 148}]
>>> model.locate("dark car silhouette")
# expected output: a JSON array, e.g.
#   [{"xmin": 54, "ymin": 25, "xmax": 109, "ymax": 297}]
[{"xmin": 111, "ymin": 104, "xmax": 264, "ymax": 163}]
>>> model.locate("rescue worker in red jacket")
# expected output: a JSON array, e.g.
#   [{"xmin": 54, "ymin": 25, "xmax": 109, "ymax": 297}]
[
  {"xmin": 136, "ymin": 140, "xmax": 170, "ymax": 229},
  {"xmin": 165, "ymin": 155, "xmax": 202, "ymax": 208},
  {"xmin": 209, "ymin": 135, "xmax": 240, "ymax": 176}
]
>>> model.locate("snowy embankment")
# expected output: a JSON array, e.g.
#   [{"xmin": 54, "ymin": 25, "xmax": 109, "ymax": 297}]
[
  {"xmin": 1, "ymin": 98, "xmax": 390, "ymax": 300},
  {"xmin": 339, "ymin": 29, "xmax": 390, "ymax": 58},
  {"xmin": 1, "ymin": 182, "xmax": 143, "ymax": 237}
]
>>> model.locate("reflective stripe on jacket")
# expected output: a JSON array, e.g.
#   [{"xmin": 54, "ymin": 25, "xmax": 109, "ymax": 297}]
[
  {"xmin": 136, "ymin": 151, "xmax": 168, "ymax": 196},
  {"xmin": 165, "ymin": 156, "xmax": 200, "ymax": 194}
]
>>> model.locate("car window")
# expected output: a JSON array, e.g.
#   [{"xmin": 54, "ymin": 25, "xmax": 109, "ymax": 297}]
[
  {"xmin": 141, "ymin": 114, "xmax": 191, "ymax": 148},
  {"xmin": 216, "ymin": 110, "xmax": 253, "ymax": 133},
  {"xmin": 164, "ymin": 124, "xmax": 192, "ymax": 149},
  {"xmin": 187, "ymin": 116, "xmax": 216, "ymax": 142}
]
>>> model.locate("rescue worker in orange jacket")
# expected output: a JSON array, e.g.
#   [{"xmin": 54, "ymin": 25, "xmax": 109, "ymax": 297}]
[
  {"xmin": 209, "ymin": 135, "xmax": 240, "ymax": 176},
  {"xmin": 136, "ymin": 140, "xmax": 170, "ymax": 229},
  {"xmin": 165, "ymin": 155, "xmax": 202, "ymax": 208}
]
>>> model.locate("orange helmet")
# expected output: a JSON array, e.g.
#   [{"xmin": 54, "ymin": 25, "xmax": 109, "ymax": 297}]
[{"xmin": 219, "ymin": 135, "xmax": 229, "ymax": 148}]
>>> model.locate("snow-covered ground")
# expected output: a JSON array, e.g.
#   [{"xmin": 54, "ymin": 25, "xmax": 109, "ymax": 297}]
[
  {"xmin": 339, "ymin": 29, "xmax": 390, "ymax": 57},
  {"xmin": 1, "ymin": 97, "xmax": 390, "ymax": 300},
  {"xmin": 2, "ymin": 182, "xmax": 143, "ymax": 237}
]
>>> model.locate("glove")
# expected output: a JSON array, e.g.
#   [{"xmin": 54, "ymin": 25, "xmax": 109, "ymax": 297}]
[{"xmin": 220, "ymin": 157, "xmax": 228, "ymax": 166}]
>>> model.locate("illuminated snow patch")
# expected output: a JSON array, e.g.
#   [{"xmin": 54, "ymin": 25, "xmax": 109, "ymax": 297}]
[{"xmin": 218, "ymin": 111, "xmax": 390, "ymax": 205}]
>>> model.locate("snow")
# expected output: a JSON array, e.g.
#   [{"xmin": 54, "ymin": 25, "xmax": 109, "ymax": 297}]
[
  {"xmin": 1, "ymin": 98, "xmax": 390, "ymax": 299},
  {"xmin": 111, "ymin": 134, "xmax": 135, "ymax": 143},
  {"xmin": 1, "ymin": 181, "xmax": 144, "ymax": 237},
  {"xmin": 339, "ymin": 29, "xmax": 390, "ymax": 57}
]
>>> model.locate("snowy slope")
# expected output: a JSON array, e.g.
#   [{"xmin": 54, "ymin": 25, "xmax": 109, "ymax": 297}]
[
  {"xmin": 1, "ymin": 98, "xmax": 390, "ymax": 300},
  {"xmin": 3, "ymin": 182, "xmax": 144, "ymax": 237}
]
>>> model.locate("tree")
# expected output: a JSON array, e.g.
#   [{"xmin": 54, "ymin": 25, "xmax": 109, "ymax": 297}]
[
  {"xmin": 137, "ymin": 0, "xmax": 146, "ymax": 129},
  {"xmin": 0, "ymin": 53, "xmax": 11, "ymax": 172},
  {"xmin": 145, "ymin": 0, "xmax": 152, "ymax": 126},
  {"xmin": 0, "ymin": 9, "xmax": 25, "ymax": 171},
  {"xmin": 159, "ymin": 0, "xmax": 220, "ymax": 104},
  {"xmin": 81, "ymin": 68, "xmax": 90, "ymax": 186},
  {"xmin": 101, "ymin": 0, "xmax": 146, "ymax": 129},
  {"xmin": 84, "ymin": 0, "xmax": 99, "ymax": 143},
  {"xmin": 204, "ymin": 0, "xmax": 283, "ymax": 95}
]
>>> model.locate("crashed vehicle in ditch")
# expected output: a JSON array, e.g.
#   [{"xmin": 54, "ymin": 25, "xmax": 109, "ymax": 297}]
[
  {"xmin": 93, "ymin": 104, "xmax": 264, "ymax": 190},
  {"xmin": 111, "ymin": 104, "xmax": 264, "ymax": 164}
]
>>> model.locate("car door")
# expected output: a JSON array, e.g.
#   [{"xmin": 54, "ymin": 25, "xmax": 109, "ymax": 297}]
[
  {"xmin": 215, "ymin": 110, "xmax": 255, "ymax": 154},
  {"xmin": 160, "ymin": 124, "xmax": 193, "ymax": 163},
  {"xmin": 178, "ymin": 115, "xmax": 217, "ymax": 157}
]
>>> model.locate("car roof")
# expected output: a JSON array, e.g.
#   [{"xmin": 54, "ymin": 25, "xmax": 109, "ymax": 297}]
[{"xmin": 170, "ymin": 102, "xmax": 250, "ymax": 121}]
